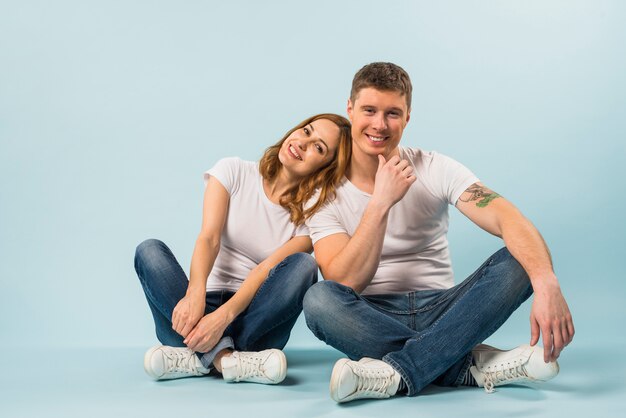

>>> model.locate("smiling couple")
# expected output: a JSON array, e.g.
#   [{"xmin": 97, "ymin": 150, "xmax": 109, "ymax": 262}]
[{"xmin": 134, "ymin": 62, "xmax": 574, "ymax": 403}]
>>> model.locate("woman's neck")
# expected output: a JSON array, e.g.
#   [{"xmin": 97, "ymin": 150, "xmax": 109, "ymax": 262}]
[{"xmin": 263, "ymin": 168, "xmax": 300, "ymax": 205}]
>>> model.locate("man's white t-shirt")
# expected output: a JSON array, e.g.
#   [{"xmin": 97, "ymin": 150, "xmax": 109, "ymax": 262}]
[
  {"xmin": 306, "ymin": 147, "xmax": 479, "ymax": 295},
  {"xmin": 204, "ymin": 157, "xmax": 309, "ymax": 292}
]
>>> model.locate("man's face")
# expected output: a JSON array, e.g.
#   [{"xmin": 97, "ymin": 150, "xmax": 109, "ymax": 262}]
[{"xmin": 347, "ymin": 87, "xmax": 410, "ymax": 160}]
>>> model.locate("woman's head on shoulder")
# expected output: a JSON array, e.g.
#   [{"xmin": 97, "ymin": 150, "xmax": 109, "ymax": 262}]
[{"xmin": 259, "ymin": 113, "xmax": 352, "ymax": 225}]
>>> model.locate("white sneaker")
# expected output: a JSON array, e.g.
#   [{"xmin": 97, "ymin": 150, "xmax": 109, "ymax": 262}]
[
  {"xmin": 221, "ymin": 349, "xmax": 287, "ymax": 384},
  {"xmin": 329, "ymin": 357, "xmax": 401, "ymax": 403},
  {"xmin": 470, "ymin": 344, "xmax": 559, "ymax": 393},
  {"xmin": 143, "ymin": 345, "xmax": 210, "ymax": 380}
]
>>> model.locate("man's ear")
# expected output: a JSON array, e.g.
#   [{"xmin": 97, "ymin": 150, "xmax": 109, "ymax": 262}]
[{"xmin": 346, "ymin": 99, "xmax": 354, "ymax": 122}]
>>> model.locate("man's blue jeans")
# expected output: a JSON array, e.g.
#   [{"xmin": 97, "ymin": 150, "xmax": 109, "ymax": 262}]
[
  {"xmin": 303, "ymin": 247, "xmax": 533, "ymax": 396},
  {"xmin": 134, "ymin": 239, "xmax": 318, "ymax": 367}
]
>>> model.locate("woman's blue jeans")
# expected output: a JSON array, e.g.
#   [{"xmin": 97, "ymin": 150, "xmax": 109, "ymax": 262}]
[
  {"xmin": 134, "ymin": 239, "xmax": 318, "ymax": 367},
  {"xmin": 302, "ymin": 247, "xmax": 533, "ymax": 396}
]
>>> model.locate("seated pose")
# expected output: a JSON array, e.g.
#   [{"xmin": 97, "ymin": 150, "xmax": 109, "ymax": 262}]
[
  {"xmin": 303, "ymin": 63, "xmax": 575, "ymax": 402},
  {"xmin": 135, "ymin": 113, "xmax": 351, "ymax": 384}
]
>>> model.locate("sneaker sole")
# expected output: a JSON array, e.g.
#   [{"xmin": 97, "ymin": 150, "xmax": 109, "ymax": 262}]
[{"xmin": 329, "ymin": 358, "xmax": 351, "ymax": 403}]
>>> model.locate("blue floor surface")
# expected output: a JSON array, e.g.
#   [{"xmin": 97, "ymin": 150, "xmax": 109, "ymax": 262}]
[{"xmin": 1, "ymin": 343, "xmax": 624, "ymax": 418}]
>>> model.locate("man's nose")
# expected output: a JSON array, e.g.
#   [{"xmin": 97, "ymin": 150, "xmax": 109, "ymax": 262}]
[{"xmin": 372, "ymin": 113, "xmax": 387, "ymax": 130}]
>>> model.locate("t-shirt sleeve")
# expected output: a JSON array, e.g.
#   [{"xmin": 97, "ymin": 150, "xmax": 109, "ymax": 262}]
[
  {"xmin": 428, "ymin": 152, "xmax": 480, "ymax": 205},
  {"xmin": 203, "ymin": 157, "xmax": 241, "ymax": 194},
  {"xmin": 294, "ymin": 223, "xmax": 310, "ymax": 237},
  {"xmin": 305, "ymin": 199, "xmax": 348, "ymax": 245}
]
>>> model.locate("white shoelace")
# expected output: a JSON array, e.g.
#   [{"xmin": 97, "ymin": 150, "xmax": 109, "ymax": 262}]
[
  {"xmin": 163, "ymin": 349, "xmax": 198, "ymax": 374},
  {"xmin": 482, "ymin": 363, "xmax": 529, "ymax": 393},
  {"xmin": 353, "ymin": 366, "xmax": 395, "ymax": 398},
  {"xmin": 234, "ymin": 353, "xmax": 264, "ymax": 380}
]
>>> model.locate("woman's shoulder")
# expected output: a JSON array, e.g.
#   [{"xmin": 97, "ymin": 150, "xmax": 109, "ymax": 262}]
[
  {"xmin": 205, "ymin": 157, "xmax": 258, "ymax": 191},
  {"xmin": 211, "ymin": 157, "xmax": 258, "ymax": 175},
  {"xmin": 213, "ymin": 156, "xmax": 255, "ymax": 168}
]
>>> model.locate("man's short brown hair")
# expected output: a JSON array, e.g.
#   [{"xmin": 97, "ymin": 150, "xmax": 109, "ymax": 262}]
[{"xmin": 350, "ymin": 62, "xmax": 413, "ymax": 109}]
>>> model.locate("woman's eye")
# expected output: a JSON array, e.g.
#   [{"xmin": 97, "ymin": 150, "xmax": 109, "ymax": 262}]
[
  {"xmin": 316, "ymin": 144, "xmax": 323, "ymax": 153},
  {"xmin": 303, "ymin": 128, "xmax": 310, "ymax": 135}
]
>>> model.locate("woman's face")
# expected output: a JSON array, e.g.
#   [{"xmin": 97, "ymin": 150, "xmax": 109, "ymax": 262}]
[{"xmin": 278, "ymin": 118, "xmax": 340, "ymax": 178}]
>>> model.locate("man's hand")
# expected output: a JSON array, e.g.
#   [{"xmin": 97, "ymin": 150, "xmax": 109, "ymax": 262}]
[
  {"xmin": 371, "ymin": 154, "xmax": 416, "ymax": 209},
  {"xmin": 530, "ymin": 279, "xmax": 575, "ymax": 362},
  {"xmin": 172, "ymin": 292, "xmax": 205, "ymax": 338},
  {"xmin": 184, "ymin": 310, "xmax": 230, "ymax": 353}
]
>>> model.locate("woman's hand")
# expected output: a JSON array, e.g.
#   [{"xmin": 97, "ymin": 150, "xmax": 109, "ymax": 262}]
[
  {"xmin": 172, "ymin": 292, "xmax": 206, "ymax": 338},
  {"xmin": 184, "ymin": 309, "xmax": 231, "ymax": 353}
]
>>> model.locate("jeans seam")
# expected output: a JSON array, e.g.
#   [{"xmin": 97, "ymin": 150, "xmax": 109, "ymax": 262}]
[{"xmin": 139, "ymin": 276, "xmax": 175, "ymax": 323}]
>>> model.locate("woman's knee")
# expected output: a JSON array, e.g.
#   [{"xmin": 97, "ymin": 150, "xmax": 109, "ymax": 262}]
[
  {"xmin": 134, "ymin": 238, "xmax": 168, "ymax": 274},
  {"xmin": 280, "ymin": 252, "xmax": 319, "ymax": 286}
]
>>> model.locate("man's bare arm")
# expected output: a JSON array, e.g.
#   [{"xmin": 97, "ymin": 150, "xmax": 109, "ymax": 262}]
[
  {"xmin": 314, "ymin": 155, "xmax": 415, "ymax": 293},
  {"xmin": 457, "ymin": 182, "xmax": 575, "ymax": 362}
]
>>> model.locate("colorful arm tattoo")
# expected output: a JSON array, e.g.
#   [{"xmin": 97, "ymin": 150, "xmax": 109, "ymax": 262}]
[{"xmin": 459, "ymin": 184, "xmax": 501, "ymax": 208}]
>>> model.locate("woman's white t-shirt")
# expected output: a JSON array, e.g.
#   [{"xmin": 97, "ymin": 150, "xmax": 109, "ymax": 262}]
[{"xmin": 203, "ymin": 157, "xmax": 309, "ymax": 292}]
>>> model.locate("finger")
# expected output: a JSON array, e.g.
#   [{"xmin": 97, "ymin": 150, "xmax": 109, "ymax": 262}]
[
  {"xmin": 394, "ymin": 158, "xmax": 409, "ymax": 170},
  {"xmin": 179, "ymin": 322, "xmax": 193, "ymax": 339},
  {"xmin": 541, "ymin": 325, "xmax": 553, "ymax": 363},
  {"xmin": 377, "ymin": 154, "xmax": 386, "ymax": 171},
  {"xmin": 184, "ymin": 328, "xmax": 196, "ymax": 347},
  {"xmin": 172, "ymin": 312, "xmax": 182, "ymax": 334},
  {"xmin": 567, "ymin": 319, "xmax": 575, "ymax": 342},
  {"xmin": 401, "ymin": 165, "xmax": 414, "ymax": 177},
  {"xmin": 196, "ymin": 341, "xmax": 210, "ymax": 354},
  {"xmin": 197, "ymin": 336, "xmax": 213, "ymax": 354},
  {"xmin": 199, "ymin": 336, "xmax": 218, "ymax": 354},
  {"xmin": 551, "ymin": 326, "xmax": 564, "ymax": 362},
  {"xmin": 562, "ymin": 321, "xmax": 573, "ymax": 346},
  {"xmin": 386, "ymin": 155, "xmax": 401, "ymax": 166},
  {"xmin": 530, "ymin": 317, "xmax": 540, "ymax": 346}
]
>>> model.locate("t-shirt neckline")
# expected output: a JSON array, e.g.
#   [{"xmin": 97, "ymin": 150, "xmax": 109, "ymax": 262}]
[{"xmin": 343, "ymin": 147, "xmax": 406, "ymax": 197}]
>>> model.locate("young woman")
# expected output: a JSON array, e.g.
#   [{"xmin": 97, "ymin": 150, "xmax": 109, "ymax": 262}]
[{"xmin": 134, "ymin": 113, "xmax": 351, "ymax": 384}]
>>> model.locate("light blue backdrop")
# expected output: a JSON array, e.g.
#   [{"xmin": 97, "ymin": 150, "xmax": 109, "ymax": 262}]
[{"xmin": 1, "ymin": 0, "xmax": 624, "ymax": 352}]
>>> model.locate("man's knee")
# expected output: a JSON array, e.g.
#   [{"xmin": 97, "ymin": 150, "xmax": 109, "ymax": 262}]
[
  {"xmin": 493, "ymin": 247, "xmax": 533, "ymax": 296},
  {"xmin": 303, "ymin": 281, "xmax": 345, "ymax": 325}
]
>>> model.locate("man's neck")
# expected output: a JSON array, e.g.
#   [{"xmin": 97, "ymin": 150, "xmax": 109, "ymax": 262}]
[{"xmin": 347, "ymin": 146, "xmax": 401, "ymax": 194}]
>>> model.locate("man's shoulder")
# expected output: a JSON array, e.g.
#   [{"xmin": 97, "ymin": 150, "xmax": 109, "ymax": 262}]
[
  {"xmin": 400, "ymin": 146, "xmax": 469, "ymax": 172},
  {"xmin": 401, "ymin": 146, "xmax": 441, "ymax": 164}
]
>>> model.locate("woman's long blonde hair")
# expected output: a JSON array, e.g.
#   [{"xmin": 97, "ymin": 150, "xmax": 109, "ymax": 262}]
[{"xmin": 259, "ymin": 113, "xmax": 351, "ymax": 226}]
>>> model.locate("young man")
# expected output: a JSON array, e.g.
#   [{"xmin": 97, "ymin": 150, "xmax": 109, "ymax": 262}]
[{"xmin": 303, "ymin": 62, "xmax": 574, "ymax": 402}]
